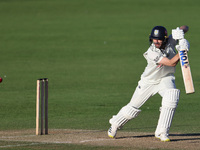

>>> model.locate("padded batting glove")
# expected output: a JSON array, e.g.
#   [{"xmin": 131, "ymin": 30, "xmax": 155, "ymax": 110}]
[
  {"xmin": 175, "ymin": 39, "xmax": 190, "ymax": 52},
  {"xmin": 172, "ymin": 27, "xmax": 184, "ymax": 40}
]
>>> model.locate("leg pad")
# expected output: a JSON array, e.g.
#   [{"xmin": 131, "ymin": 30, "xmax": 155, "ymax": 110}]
[{"xmin": 109, "ymin": 105, "xmax": 141, "ymax": 128}]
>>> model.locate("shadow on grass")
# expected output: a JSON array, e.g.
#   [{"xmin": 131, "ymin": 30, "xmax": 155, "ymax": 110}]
[
  {"xmin": 116, "ymin": 133, "xmax": 200, "ymax": 142},
  {"xmin": 116, "ymin": 134, "xmax": 154, "ymax": 139},
  {"xmin": 170, "ymin": 133, "xmax": 200, "ymax": 142}
]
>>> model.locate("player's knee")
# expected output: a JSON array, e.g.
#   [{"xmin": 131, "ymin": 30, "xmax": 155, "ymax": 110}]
[
  {"xmin": 121, "ymin": 105, "xmax": 141, "ymax": 120},
  {"xmin": 109, "ymin": 105, "xmax": 141, "ymax": 128},
  {"xmin": 162, "ymin": 89, "xmax": 180, "ymax": 108}
]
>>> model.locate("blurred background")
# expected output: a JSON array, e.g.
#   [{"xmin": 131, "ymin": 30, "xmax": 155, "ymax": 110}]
[{"xmin": 0, "ymin": 0, "xmax": 199, "ymax": 134}]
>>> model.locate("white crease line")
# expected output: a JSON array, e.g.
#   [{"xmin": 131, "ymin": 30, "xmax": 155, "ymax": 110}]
[
  {"xmin": 52, "ymin": 141, "xmax": 72, "ymax": 144},
  {"xmin": 0, "ymin": 141, "xmax": 73, "ymax": 148},
  {"xmin": 1, "ymin": 135, "xmax": 35, "ymax": 139},
  {"xmin": 0, "ymin": 142, "xmax": 43, "ymax": 148},
  {"xmin": 80, "ymin": 138, "xmax": 113, "ymax": 143}
]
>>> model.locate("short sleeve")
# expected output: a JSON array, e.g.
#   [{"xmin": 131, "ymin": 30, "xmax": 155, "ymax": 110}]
[{"xmin": 147, "ymin": 49, "xmax": 163, "ymax": 63}]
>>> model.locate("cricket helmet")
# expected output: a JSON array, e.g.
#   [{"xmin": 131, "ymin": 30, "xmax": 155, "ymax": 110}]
[{"xmin": 149, "ymin": 26, "xmax": 168, "ymax": 43}]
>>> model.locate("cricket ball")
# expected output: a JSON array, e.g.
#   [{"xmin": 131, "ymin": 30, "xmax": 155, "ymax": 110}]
[{"xmin": 0, "ymin": 77, "xmax": 3, "ymax": 83}]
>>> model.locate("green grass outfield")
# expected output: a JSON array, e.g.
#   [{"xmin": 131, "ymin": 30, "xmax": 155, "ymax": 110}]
[{"xmin": 0, "ymin": 0, "xmax": 200, "ymax": 149}]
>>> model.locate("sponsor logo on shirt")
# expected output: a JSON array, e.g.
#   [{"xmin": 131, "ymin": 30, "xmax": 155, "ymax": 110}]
[{"xmin": 154, "ymin": 56, "xmax": 159, "ymax": 62}]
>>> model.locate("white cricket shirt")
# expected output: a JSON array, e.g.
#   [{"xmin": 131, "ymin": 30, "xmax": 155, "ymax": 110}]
[{"xmin": 140, "ymin": 36, "xmax": 177, "ymax": 84}]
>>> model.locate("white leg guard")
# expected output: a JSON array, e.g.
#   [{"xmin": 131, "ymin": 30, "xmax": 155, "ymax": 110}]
[
  {"xmin": 109, "ymin": 105, "xmax": 141, "ymax": 129},
  {"xmin": 155, "ymin": 89, "xmax": 180, "ymax": 136}
]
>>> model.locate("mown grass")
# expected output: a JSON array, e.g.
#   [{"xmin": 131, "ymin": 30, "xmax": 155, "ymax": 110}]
[{"xmin": 0, "ymin": 0, "xmax": 199, "ymax": 149}]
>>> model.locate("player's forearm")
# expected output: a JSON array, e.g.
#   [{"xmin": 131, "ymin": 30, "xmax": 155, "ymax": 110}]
[
  {"xmin": 159, "ymin": 54, "xmax": 180, "ymax": 67},
  {"xmin": 170, "ymin": 53, "xmax": 180, "ymax": 66}
]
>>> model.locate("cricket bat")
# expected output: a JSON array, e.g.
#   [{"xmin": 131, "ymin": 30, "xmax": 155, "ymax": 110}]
[{"xmin": 178, "ymin": 50, "xmax": 195, "ymax": 94}]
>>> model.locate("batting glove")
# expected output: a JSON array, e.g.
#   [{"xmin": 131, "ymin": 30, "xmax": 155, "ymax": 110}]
[
  {"xmin": 175, "ymin": 39, "xmax": 190, "ymax": 51},
  {"xmin": 172, "ymin": 27, "xmax": 184, "ymax": 40}
]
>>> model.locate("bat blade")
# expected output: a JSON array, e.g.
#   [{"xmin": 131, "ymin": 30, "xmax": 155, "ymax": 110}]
[{"xmin": 178, "ymin": 50, "xmax": 195, "ymax": 94}]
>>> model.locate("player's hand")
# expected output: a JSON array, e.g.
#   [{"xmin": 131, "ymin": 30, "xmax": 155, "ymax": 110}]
[
  {"xmin": 175, "ymin": 39, "xmax": 190, "ymax": 52},
  {"xmin": 172, "ymin": 27, "xmax": 184, "ymax": 40}
]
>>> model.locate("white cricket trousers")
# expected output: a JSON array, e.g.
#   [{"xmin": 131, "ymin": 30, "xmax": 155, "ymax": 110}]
[{"xmin": 128, "ymin": 75, "xmax": 176, "ymax": 108}]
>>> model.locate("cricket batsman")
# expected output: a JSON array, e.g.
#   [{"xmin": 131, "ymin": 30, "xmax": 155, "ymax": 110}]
[{"xmin": 108, "ymin": 25, "xmax": 190, "ymax": 142}]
